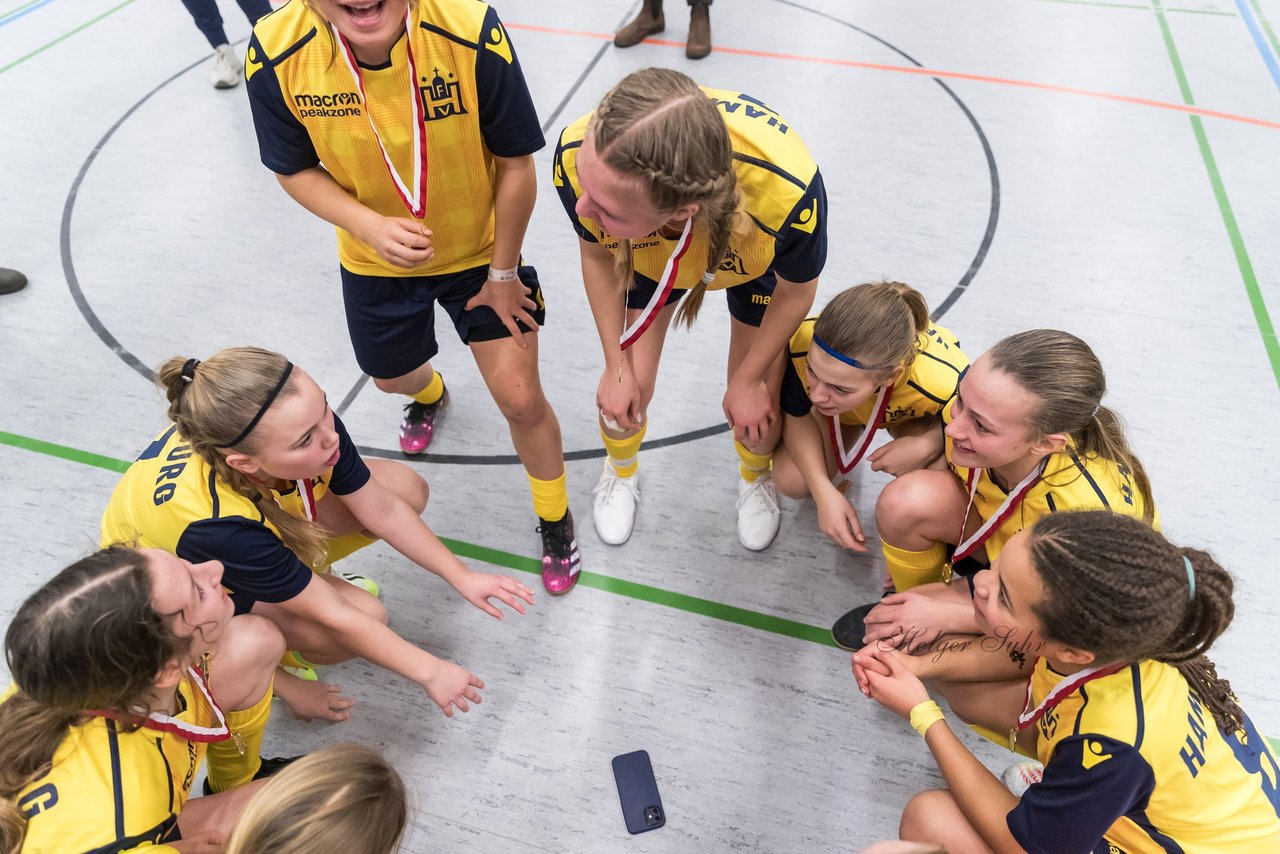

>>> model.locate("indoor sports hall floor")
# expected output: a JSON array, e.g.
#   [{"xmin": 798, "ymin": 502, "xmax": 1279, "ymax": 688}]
[{"xmin": 3, "ymin": 0, "xmax": 1280, "ymax": 850}]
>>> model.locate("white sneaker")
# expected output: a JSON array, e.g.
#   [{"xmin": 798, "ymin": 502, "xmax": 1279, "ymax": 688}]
[
  {"xmin": 211, "ymin": 43, "xmax": 242, "ymax": 89},
  {"xmin": 1001, "ymin": 761, "xmax": 1044, "ymax": 796},
  {"xmin": 593, "ymin": 463, "xmax": 639, "ymax": 545},
  {"xmin": 737, "ymin": 472, "xmax": 781, "ymax": 551}
]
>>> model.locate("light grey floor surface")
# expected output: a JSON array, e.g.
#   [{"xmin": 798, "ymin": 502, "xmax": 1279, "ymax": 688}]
[{"xmin": 2, "ymin": 0, "xmax": 1279, "ymax": 850}]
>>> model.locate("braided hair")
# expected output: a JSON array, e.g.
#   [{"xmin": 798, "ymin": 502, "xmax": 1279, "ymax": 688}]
[
  {"xmin": 1026, "ymin": 511, "xmax": 1242, "ymax": 734},
  {"xmin": 587, "ymin": 68, "xmax": 743, "ymax": 327}
]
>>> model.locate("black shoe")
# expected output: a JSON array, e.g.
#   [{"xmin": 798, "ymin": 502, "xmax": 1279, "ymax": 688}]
[
  {"xmin": 832, "ymin": 602, "xmax": 879, "ymax": 651},
  {"xmin": 0, "ymin": 268, "xmax": 27, "ymax": 295},
  {"xmin": 537, "ymin": 510, "xmax": 581, "ymax": 595},
  {"xmin": 202, "ymin": 754, "xmax": 302, "ymax": 796}
]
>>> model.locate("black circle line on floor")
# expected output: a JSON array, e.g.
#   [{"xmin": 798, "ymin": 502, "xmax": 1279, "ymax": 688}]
[{"xmin": 60, "ymin": 9, "xmax": 998, "ymax": 466}]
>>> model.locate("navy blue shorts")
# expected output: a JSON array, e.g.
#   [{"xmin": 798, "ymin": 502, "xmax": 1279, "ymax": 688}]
[
  {"xmin": 627, "ymin": 269, "xmax": 778, "ymax": 327},
  {"xmin": 341, "ymin": 263, "xmax": 547, "ymax": 379}
]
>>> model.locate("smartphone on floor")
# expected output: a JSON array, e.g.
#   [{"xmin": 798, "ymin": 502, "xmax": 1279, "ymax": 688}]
[{"xmin": 612, "ymin": 750, "xmax": 666, "ymax": 834}]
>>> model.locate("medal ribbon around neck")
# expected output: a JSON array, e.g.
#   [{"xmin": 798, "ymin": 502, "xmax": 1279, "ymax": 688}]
[
  {"xmin": 295, "ymin": 478, "xmax": 319, "ymax": 522},
  {"xmin": 952, "ymin": 458, "xmax": 1047, "ymax": 563},
  {"xmin": 1010, "ymin": 659, "xmax": 1127, "ymax": 750},
  {"xmin": 619, "ymin": 217, "xmax": 709, "ymax": 351},
  {"xmin": 829, "ymin": 383, "xmax": 894, "ymax": 474},
  {"xmin": 86, "ymin": 666, "xmax": 230, "ymax": 743},
  {"xmin": 332, "ymin": 10, "xmax": 429, "ymax": 219}
]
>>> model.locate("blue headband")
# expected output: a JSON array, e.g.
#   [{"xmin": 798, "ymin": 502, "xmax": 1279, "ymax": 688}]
[
  {"xmin": 1183, "ymin": 555, "xmax": 1196, "ymax": 601},
  {"xmin": 811, "ymin": 334, "xmax": 894, "ymax": 372}
]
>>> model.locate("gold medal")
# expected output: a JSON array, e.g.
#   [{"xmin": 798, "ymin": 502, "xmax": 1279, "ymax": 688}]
[
  {"xmin": 1008, "ymin": 727, "xmax": 1018, "ymax": 752},
  {"xmin": 942, "ymin": 561, "xmax": 954, "ymax": 585}
]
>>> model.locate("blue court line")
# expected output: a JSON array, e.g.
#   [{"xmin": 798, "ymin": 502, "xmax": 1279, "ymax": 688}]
[
  {"xmin": 0, "ymin": 0, "xmax": 55, "ymax": 28},
  {"xmin": 1236, "ymin": 0, "xmax": 1280, "ymax": 96}
]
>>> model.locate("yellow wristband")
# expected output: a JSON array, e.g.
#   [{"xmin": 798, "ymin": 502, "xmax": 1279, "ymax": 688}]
[{"xmin": 909, "ymin": 699, "xmax": 945, "ymax": 737}]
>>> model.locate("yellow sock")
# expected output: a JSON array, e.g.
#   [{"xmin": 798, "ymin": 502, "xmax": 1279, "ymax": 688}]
[
  {"xmin": 279, "ymin": 650, "xmax": 315, "ymax": 670},
  {"xmin": 527, "ymin": 469, "xmax": 569, "ymax": 522},
  {"xmin": 205, "ymin": 680, "xmax": 272, "ymax": 792},
  {"xmin": 882, "ymin": 540, "xmax": 948, "ymax": 592},
  {"xmin": 323, "ymin": 531, "xmax": 378, "ymax": 565},
  {"xmin": 601, "ymin": 423, "xmax": 645, "ymax": 478},
  {"xmin": 735, "ymin": 441, "xmax": 772, "ymax": 483},
  {"xmin": 410, "ymin": 371, "xmax": 445, "ymax": 405}
]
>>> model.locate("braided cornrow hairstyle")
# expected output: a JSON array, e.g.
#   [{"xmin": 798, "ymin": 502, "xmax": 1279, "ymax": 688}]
[
  {"xmin": 1026, "ymin": 511, "xmax": 1242, "ymax": 734},
  {"xmin": 156, "ymin": 347, "xmax": 330, "ymax": 567},
  {"xmin": 987, "ymin": 330, "xmax": 1155, "ymax": 523},
  {"xmin": 0, "ymin": 548, "xmax": 189, "ymax": 853},
  {"xmin": 587, "ymin": 67, "xmax": 744, "ymax": 328}
]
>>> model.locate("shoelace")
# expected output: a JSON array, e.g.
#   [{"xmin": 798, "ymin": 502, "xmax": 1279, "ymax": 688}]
[
  {"xmin": 594, "ymin": 470, "xmax": 639, "ymax": 501},
  {"xmin": 736, "ymin": 476, "xmax": 778, "ymax": 512},
  {"xmin": 536, "ymin": 517, "xmax": 574, "ymax": 557}
]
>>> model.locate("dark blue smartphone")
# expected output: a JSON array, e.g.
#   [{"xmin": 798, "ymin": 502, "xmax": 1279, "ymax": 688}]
[{"xmin": 611, "ymin": 750, "xmax": 665, "ymax": 834}]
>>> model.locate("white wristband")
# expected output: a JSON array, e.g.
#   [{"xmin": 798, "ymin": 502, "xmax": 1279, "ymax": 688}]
[{"xmin": 488, "ymin": 265, "xmax": 518, "ymax": 282}]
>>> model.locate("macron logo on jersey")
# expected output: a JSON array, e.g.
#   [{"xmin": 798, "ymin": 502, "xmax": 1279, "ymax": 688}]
[{"xmin": 294, "ymin": 92, "xmax": 363, "ymax": 118}]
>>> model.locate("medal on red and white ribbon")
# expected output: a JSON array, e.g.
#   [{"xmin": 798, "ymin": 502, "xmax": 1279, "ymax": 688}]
[
  {"xmin": 1008, "ymin": 660, "xmax": 1127, "ymax": 751},
  {"xmin": 87, "ymin": 666, "xmax": 230, "ymax": 743},
  {"xmin": 294, "ymin": 478, "xmax": 319, "ymax": 522},
  {"xmin": 332, "ymin": 9, "xmax": 429, "ymax": 219},
  {"xmin": 618, "ymin": 217, "xmax": 701, "ymax": 351},
  {"xmin": 829, "ymin": 383, "xmax": 894, "ymax": 474},
  {"xmin": 942, "ymin": 458, "xmax": 1046, "ymax": 584}
]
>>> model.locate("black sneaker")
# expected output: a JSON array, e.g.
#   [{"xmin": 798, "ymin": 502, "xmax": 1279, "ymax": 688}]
[
  {"xmin": 399, "ymin": 388, "xmax": 448, "ymax": 455},
  {"xmin": 202, "ymin": 754, "xmax": 302, "ymax": 796},
  {"xmin": 537, "ymin": 510, "xmax": 581, "ymax": 595}
]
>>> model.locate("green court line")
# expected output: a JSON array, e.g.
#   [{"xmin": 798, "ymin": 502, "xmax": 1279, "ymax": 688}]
[
  {"xmin": 1247, "ymin": 0, "xmax": 1280, "ymax": 58},
  {"xmin": 0, "ymin": 0, "xmax": 139, "ymax": 77},
  {"xmin": 1033, "ymin": 0, "xmax": 1236, "ymax": 15},
  {"xmin": 0, "ymin": 430, "xmax": 838, "ymax": 648},
  {"xmin": 0, "ymin": 431, "xmax": 131, "ymax": 474},
  {"xmin": 1152, "ymin": 1, "xmax": 1280, "ymax": 390}
]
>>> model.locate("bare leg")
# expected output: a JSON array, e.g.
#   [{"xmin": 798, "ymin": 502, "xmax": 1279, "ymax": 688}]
[
  {"xmin": 899, "ymin": 789, "xmax": 995, "ymax": 854},
  {"xmin": 470, "ymin": 332, "xmax": 566, "ymax": 481},
  {"xmin": 252, "ymin": 574, "xmax": 387, "ymax": 665},
  {"xmin": 174, "ymin": 778, "xmax": 269, "ymax": 847}
]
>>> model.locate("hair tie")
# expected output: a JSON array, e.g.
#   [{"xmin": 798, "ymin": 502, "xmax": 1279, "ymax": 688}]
[
  {"xmin": 1183, "ymin": 555, "xmax": 1196, "ymax": 601},
  {"xmin": 217, "ymin": 362, "xmax": 294, "ymax": 448},
  {"xmin": 811, "ymin": 334, "xmax": 895, "ymax": 373},
  {"xmin": 180, "ymin": 359, "xmax": 201, "ymax": 383},
  {"xmin": 1091, "ymin": 404, "xmax": 1101, "ymax": 418}
]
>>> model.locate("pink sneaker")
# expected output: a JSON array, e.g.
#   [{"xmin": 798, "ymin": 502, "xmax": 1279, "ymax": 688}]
[
  {"xmin": 537, "ymin": 510, "xmax": 581, "ymax": 595},
  {"xmin": 398, "ymin": 389, "xmax": 447, "ymax": 455}
]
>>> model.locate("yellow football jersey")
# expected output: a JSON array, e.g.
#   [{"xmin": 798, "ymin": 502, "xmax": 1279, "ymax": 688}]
[
  {"xmin": 943, "ymin": 399, "xmax": 1157, "ymax": 564},
  {"xmin": 100, "ymin": 417, "xmax": 371, "ymax": 614},
  {"xmin": 553, "ymin": 88, "xmax": 827, "ymax": 290},
  {"xmin": 246, "ymin": 0, "xmax": 544, "ymax": 277},
  {"xmin": 13, "ymin": 670, "xmax": 220, "ymax": 854},
  {"xmin": 1008, "ymin": 658, "xmax": 1280, "ymax": 852},
  {"xmin": 782, "ymin": 319, "xmax": 969, "ymax": 426}
]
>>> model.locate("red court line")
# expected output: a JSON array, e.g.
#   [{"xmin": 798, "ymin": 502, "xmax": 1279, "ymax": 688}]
[{"xmin": 505, "ymin": 22, "xmax": 1280, "ymax": 131}]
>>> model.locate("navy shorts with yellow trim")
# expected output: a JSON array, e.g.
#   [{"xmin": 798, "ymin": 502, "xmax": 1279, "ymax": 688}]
[
  {"xmin": 341, "ymin": 264, "xmax": 547, "ymax": 379},
  {"xmin": 627, "ymin": 269, "xmax": 778, "ymax": 327}
]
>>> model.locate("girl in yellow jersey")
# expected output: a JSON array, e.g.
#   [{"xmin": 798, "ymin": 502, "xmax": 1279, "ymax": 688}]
[
  {"xmin": 245, "ymin": 0, "xmax": 583, "ymax": 593},
  {"xmin": 852, "ymin": 511, "xmax": 1280, "ymax": 853},
  {"xmin": 772, "ymin": 282, "xmax": 968, "ymax": 552},
  {"xmin": 553, "ymin": 68, "xmax": 827, "ymax": 551},
  {"xmin": 832, "ymin": 329, "xmax": 1156, "ymax": 650},
  {"xmin": 101, "ymin": 348, "xmax": 534, "ymax": 718},
  {"xmin": 1, "ymin": 547, "xmax": 296, "ymax": 853}
]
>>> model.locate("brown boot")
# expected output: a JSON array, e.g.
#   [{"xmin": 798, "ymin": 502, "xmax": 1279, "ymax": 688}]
[
  {"xmin": 686, "ymin": 3, "xmax": 711, "ymax": 59},
  {"xmin": 614, "ymin": 0, "xmax": 664, "ymax": 48}
]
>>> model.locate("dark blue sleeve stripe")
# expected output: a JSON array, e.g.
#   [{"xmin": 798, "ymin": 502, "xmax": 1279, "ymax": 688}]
[
  {"xmin": 106, "ymin": 721, "xmax": 125, "ymax": 840},
  {"xmin": 1069, "ymin": 449, "xmax": 1111, "ymax": 508},
  {"xmin": 417, "ymin": 20, "xmax": 479, "ymax": 50},
  {"xmin": 207, "ymin": 469, "xmax": 220, "ymax": 519},
  {"xmin": 1131, "ymin": 664, "xmax": 1146, "ymax": 750},
  {"xmin": 906, "ymin": 380, "xmax": 949, "ymax": 406},
  {"xmin": 731, "ymin": 152, "xmax": 807, "ymax": 189}
]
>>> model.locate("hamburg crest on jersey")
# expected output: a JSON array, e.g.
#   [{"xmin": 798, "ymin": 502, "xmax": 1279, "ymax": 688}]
[{"xmin": 420, "ymin": 67, "xmax": 467, "ymax": 121}]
